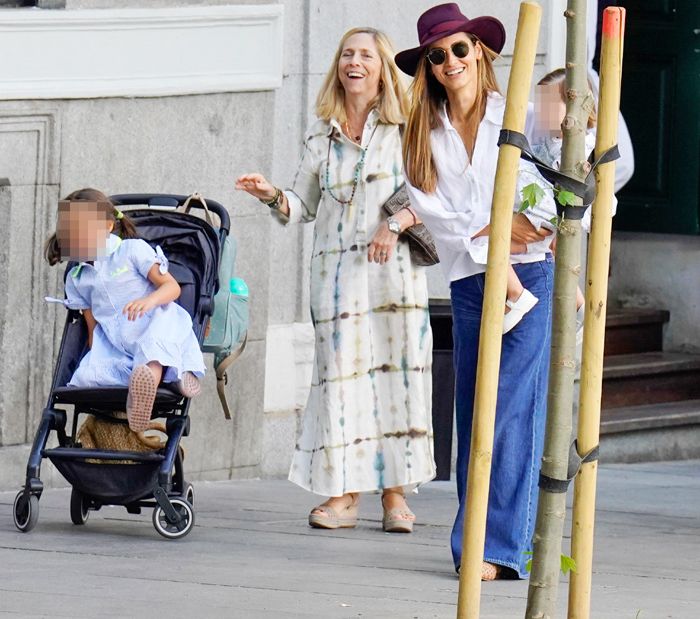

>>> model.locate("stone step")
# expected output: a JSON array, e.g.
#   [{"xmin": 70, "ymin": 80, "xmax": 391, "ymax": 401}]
[
  {"xmin": 599, "ymin": 400, "xmax": 700, "ymax": 463},
  {"xmin": 604, "ymin": 308, "xmax": 669, "ymax": 356},
  {"xmin": 601, "ymin": 399, "xmax": 700, "ymax": 434},
  {"xmin": 602, "ymin": 351, "xmax": 700, "ymax": 409}
]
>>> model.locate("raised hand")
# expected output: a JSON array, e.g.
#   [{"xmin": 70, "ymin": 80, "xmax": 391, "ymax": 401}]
[{"xmin": 235, "ymin": 173, "xmax": 276, "ymax": 202}]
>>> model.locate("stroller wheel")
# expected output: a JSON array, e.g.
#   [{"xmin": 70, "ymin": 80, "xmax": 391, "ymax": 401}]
[
  {"xmin": 183, "ymin": 483, "xmax": 195, "ymax": 507},
  {"xmin": 152, "ymin": 498, "xmax": 194, "ymax": 540},
  {"xmin": 70, "ymin": 489, "xmax": 90, "ymax": 525},
  {"xmin": 13, "ymin": 492, "xmax": 39, "ymax": 533}
]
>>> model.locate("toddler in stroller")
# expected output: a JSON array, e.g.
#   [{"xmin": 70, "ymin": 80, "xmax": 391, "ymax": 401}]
[
  {"xmin": 46, "ymin": 189, "xmax": 206, "ymax": 431},
  {"xmin": 12, "ymin": 189, "xmax": 230, "ymax": 539}
]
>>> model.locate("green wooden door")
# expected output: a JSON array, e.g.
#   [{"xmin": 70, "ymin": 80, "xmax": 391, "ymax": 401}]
[{"xmin": 615, "ymin": 0, "xmax": 700, "ymax": 234}]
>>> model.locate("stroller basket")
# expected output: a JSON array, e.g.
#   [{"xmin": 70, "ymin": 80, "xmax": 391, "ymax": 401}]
[{"xmin": 45, "ymin": 448, "xmax": 164, "ymax": 504}]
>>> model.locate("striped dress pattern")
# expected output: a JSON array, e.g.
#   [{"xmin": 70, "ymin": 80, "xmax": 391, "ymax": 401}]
[{"xmin": 284, "ymin": 110, "xmax": 436, "ymax": 496}]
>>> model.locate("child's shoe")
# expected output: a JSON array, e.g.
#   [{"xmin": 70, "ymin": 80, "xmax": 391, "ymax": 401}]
[
  {"xmin": 177, "ymin": 371, "xmax": 201, "ymax": 398},
  {"xmin": 503, "ymin": 289, "xmax": 539, "ymax": 334},
  {"xmin": 126, "ymin": 365, "xmax": 158, "ymax": 432}
]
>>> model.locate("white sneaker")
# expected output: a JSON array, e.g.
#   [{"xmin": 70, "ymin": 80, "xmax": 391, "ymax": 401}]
[{"xmin": 503, "ymin": 289, "xmax": 539, "ymax": 334}]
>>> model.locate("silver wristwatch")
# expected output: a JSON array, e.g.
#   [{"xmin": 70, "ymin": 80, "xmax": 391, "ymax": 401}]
[{"xmin": 387, "ymin": 217, "xmax": 401, "ymax": 234}]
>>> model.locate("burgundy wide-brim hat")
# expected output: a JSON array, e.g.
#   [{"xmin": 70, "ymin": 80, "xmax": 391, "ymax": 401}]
[{"xmin": 395, "ymin": 2, "xmax": 506, "ymax": 76}]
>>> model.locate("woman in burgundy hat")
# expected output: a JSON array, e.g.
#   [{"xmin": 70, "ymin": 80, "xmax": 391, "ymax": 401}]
[{"xmin": 396, "ymin": 3, "xmax": 556, "ymax": 580}]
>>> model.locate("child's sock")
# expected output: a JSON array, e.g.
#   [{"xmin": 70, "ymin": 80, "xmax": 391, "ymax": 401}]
[
  {"xmin": 177, "ymin": 371, "xmax": 201, "ymax": 398},
  {"xmin": 126, "ymin": 365, "xmax": 158, "ymax": 432}
]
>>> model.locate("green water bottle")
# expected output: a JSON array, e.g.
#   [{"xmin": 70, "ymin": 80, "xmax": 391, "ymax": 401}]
[{"xmin": 230, "ymin": 277, "xmax": 249, "ymax": 297}]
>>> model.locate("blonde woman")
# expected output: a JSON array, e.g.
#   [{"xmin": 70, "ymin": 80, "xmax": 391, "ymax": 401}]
[
  {"xmin": 236, "ymin": 28, "xmax": 435, "ymax": 533},
  {"xmin": 396, "ymin": 3, "xmax": 555, "ymax": 579}
]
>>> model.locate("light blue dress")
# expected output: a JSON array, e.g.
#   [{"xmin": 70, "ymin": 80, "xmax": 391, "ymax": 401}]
[{"xmin": 60, "ymin": 234, "xmax": 205, "ymax": 388}]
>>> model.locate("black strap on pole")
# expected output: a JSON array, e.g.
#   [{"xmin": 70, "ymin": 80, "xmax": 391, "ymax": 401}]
[
  {"xmin": 538, "ymin": 440, "xmax": 600, "ymax": 494},
  {"xmin": 498, "ymin": 129, "xmax": 620, "ymax": 220}
]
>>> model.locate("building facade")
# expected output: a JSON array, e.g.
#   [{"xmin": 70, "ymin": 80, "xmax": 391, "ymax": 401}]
[{"xmin": 1, "ymin": 0, "xmax": 696, "ymax": 490}]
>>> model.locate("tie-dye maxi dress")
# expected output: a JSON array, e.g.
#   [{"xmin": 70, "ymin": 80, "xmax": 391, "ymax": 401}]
[{"xmin": 280, "ymin": 110, "xmax": 436, "ymax": 497}]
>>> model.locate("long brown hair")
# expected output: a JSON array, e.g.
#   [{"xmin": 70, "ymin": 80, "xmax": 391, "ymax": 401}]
[
  {"xmin": 44, "ymin": 188, "xmax": 138, "ymax": 265},
  {"xmin": 315, "ymin": 27, "xmax": 409, "ymax": 125},
  {"xmin": 403, "ymin": 36, "xmax": 501, "ymax": 193}
]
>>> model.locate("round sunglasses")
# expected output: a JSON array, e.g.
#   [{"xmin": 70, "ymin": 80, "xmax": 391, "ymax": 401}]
[{"xmin": 426, "ymin": 41, "xmax": 471, "ymax": 66}]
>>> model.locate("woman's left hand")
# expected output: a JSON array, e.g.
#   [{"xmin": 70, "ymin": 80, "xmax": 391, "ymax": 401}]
[{"xmin": 368, "ymin": 222, "xmax": 399, "ymax": 265}]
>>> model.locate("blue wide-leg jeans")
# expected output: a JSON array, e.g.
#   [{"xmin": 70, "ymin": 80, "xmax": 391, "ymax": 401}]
[{"xmin": 450, "ymin": 257, "xmax": 554, "ymax": 578}]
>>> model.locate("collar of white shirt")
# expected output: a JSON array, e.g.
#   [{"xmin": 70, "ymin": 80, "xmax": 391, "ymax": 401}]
[{"xmin": 436, "ymin": 92, "xmax": 506, "ymax": 134}]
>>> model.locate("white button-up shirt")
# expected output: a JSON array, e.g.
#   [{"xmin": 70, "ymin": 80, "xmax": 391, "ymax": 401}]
[{"xmin": 405, "ymin": 92, "xmax": 557, "ymax": 283}]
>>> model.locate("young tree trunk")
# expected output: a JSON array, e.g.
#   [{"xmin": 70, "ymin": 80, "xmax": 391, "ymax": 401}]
[{"xmin": 525, "ymin": 1, "xmax": 590, "ymax": 617}]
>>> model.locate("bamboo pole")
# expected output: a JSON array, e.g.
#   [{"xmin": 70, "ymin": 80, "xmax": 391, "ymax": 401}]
[
  {"xmin": 567, "ymin": 8, "xmax": 626, "ymax": 619},
  {"xmin": 456, "ymin": 3, "xmax": 541, "ymax": 618},
  {"xmin": 525, "ymin": 1, "xmax": 589, "ymax": 616}
]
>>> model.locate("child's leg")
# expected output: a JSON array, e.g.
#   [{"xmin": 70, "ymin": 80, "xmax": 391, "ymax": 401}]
[
  {"xmin": 575, "ymin": 286, "xmax": 586, "ymax": 346},
  {"xmin": 503, "ymin": 265, "xmax": 539, "ymax": 334},
  {"xmin": 126, "ymin": 362, "xmax": 162, "ymax": 432},
  {"xmin": 506, "ymin": 265, "xmax": 525, "ymax": 309}
]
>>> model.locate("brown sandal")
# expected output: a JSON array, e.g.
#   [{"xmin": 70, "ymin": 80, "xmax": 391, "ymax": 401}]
[
  {"xmin": 381, "ymin": 489, "xmax": 415, "ymax": 533},
  {"xmin": 308, "ymin": 493, "xmax": 359, "ymax": 529},
  {"xmin": 481, "ymin": 561, "xmax": 502, "ymax": 581}
]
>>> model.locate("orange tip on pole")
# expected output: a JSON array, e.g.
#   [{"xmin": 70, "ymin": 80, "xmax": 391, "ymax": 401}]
[{"xmin": 602, "ymin": 6, "xmax": 626, "ymax": 39}]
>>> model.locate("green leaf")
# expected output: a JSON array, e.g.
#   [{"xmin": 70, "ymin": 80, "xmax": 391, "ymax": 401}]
[
  {"xmin": 555, "ymin": 189, "xmax": 577, "ymax": 207},
  {"xmin": 522, "ymin": 551, "xmax": 576, "ymax": 575},
  {"xmin": 519, "ymin": 183, "xmax": 545, "ymax": 212},
  {"xmin": 549, "ymin": 216, "xmax": 560, "ymax": 227},
  {"xmin": 560, "ymin": 554, "xmax": 577, "ymax": 575}
]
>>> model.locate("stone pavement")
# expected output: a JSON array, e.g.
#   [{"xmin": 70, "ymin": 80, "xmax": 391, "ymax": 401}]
[{"xmin": 0, "ymin": 461, "xmax": 698, "ymax": 619}]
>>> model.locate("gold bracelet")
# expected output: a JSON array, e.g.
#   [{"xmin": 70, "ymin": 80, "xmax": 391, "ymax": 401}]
[{"xmin": 260, "ymin": 187, "xmax": 282, "ymax": 209}]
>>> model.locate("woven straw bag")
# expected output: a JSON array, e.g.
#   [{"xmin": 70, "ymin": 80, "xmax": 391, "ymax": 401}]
[{"xmin": 77, "ymin": 415, "xmax": 167, "ymax": 464}]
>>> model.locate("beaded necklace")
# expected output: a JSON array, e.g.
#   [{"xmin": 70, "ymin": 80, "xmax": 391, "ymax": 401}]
[{"xmin": 324, "ymin": 121, "xmax": 378, "ymax": 207}]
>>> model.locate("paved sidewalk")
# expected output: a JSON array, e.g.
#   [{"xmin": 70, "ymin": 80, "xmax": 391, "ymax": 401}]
[{"xmin": 1, "ymin": 461, "xmax": 698, "ymax": 619}]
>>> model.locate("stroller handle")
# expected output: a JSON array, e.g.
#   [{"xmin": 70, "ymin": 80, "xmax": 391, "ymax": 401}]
[{"xmin": 110, "ymin": 193, "xmax": 230, "ymax": 234}]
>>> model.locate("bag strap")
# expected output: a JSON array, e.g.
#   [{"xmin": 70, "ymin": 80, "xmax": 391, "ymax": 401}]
[
  {"xmin": 179, "ymin": 192, "xmax": 215, "ymax": 227},
  {"xmin": 215, "ymin": 334, "xmax": 248, "ymax": 420}
]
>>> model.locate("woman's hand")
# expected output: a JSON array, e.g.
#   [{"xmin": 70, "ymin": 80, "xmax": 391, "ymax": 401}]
[
  {"xmin": 511, "ymin": 213, "xmax": 552, "ymax": 246},
  {"xmin": 368, "ymin": 222, "xmax": 399, "ymax": 265},
  {"xmin": 123, "ymin": 296, "xmax": 158, "ymax": 321},
  {"xmin": 235, "ymin": 173, "xmax": 276, "ymax": 202},
  {"xmin": 471, "ymin": 214, "xmax": 551, "ymax": 254}
]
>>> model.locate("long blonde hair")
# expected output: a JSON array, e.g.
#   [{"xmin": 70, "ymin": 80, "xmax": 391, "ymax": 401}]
[
  {"xmin": 315, "ymin": 27, "xmax": 409, "ymax": 125},
  {"xmin": 403, "ymin": 36, "xmax": 501, "ymax": 193}
]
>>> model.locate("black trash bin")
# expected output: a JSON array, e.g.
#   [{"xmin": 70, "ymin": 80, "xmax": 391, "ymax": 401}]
[{"xmin": 429, "ymin": 299, "xmax": 455, "ymax": 480}]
